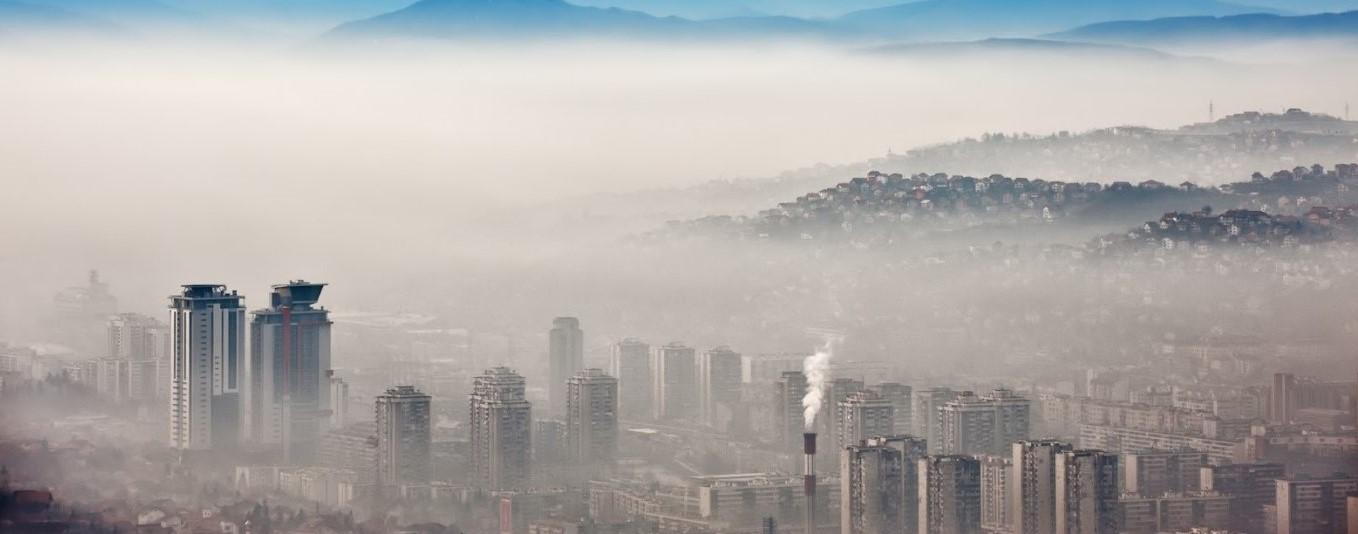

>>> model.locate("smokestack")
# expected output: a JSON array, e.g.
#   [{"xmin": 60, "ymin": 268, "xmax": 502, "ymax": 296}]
[{"xmin": 803, "ymin": 432, "xmax": 816, "ymax": 534}]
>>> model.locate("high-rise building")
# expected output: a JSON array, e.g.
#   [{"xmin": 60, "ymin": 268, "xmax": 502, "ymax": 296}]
[
  {"xmin": 650, "ymin": 342, "xmax": 696, "ymax": 421},
  {"xmin": 1200, "ymin": 462, "xmax": 1285, "ymax": 533},
  {"xmin": 940, "ymin": 388, "xmax": 1030, "ymax": 456},
  {"xmin": 168, "ymin": 284, "xmax": 246, "ymax": 451},
  {"xmin": 697, "ymin": 346, "xmax": 742, "ymax": 429},
  {"xmin": 1122, "ymin": 450, "xmax": 1206, "ymax": 497},
  {"xmin": 1055, "ymin": 450, "xmax": 1119, "ymax": 534},
  {"xmin": 107, "ymin": 312, "xmax": 169, "ymax": 361},
  {"xmin": 566, "ymin": 369, "xmax": 618, "ymax": 467},
  {"xmin": 740, "ymin": 353, "xmax": 805, "ymax": 384},
  {"xmin": 245, "ymin": 281, "xmax": 333, "ymax": 462},
  {"xmin": 1271, "ymin": 372, "xmax": 1297, "ymax": 423},
  {"xmin": 980, "ymin": 455, "xmax": 1012, "ymax": 534},
  {"xmin": 1011, "ymin": 440, "xmax": 1073, "ymax": 534},
  {"xmin": 884, "ymin": 435, "xmax": 930, "ymax": 533},
  {"xmin": 549, "ymin": 317, "xmax": 584, "ymax": 417},
  {"xmin": 876, "ymin": 382, "xmax": 914, "ymax": 435},
  {"xmin": 609, "ymin": 338, "xmax": 650, "ymax": 419},
  {"xmin": 329, "ymin": 372, "xmax": 349, "ymax": 429},
  {"xmin": 470, "ymin": 367, "xmax": 533, "ymax": 490},
  {"xmin": 1274, "ymin": 475, "xmax": 1358, "ymax": 534},
  {"xmin": 774, "ymin": 371, "xmax": 808, "ymax": 451},
  {"xmin": 95, "ymin": 358, "xmax": 130, "ymax": 402},
  {"xmin": 842, "ymin": 438, "xmax": 907, "ymax": 534},
  {"xmin": 822, "ymin": 378, "xmax": 865, "ymax": 438},
  {"xmin": 836, "ymin": 390, "xmax": 895, "ymax": 450},
  {"xmin": 919, "ymin": 455, "xmax": 982, "ymax": 534},
  {"xmin": 1117, "ymin": 492, "xmax": 1233, "ymax": 534},
  {"xmin": 914, "ymin": 387, "xmax": 959, "ymax": 454},
  {"xmin": 54, "ymin": 270, "xmax": 118, "ymax": 355},
  {"xmin": 375, "ymin": 385, "xmax": 431, "ymax": 487}
]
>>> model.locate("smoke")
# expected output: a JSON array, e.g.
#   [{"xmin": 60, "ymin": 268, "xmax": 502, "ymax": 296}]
[{"xmin": 801, "ymin": 331, "xmax": 842, "ymax": 430}]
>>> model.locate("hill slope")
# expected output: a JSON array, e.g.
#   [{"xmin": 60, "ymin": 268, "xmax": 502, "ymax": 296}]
[{"xmin": 1050, "ymin": 10, "xmax": 1358, "ymax": 44}]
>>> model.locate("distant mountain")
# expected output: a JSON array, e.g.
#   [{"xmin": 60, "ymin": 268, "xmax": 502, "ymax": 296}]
[
  {"xmin": 325, "ymin": 0, "xmax": 843, "ymax": 41},
  {"xmin": 835, "ymin": 0, "xmax": 1277, "ymax": 41},
  {"xmin": 1051, "ymin": 11, "xmax": 1358, "ymax": 44},
  {"xmin": 566, "ymin": 0, "xmax": 897, "ymax": 19},
  {"xmin": 329, "ymin": 0, "xmax": 688, "ymax": 40},
  {"xmin": 861, "ymin": 37, "xmax": 1180, "ymax": 61}
]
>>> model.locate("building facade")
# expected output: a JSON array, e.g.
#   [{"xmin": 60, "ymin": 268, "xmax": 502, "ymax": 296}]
[
  {"xmin": 697, "ymin": 346, "xmax": 742, "ymax": 429},
  {"xmin": 609, "ymin": 338, "xmax": 650, "ymax": 419},
  {"xmin": 376, "ymin": 385, "xmax": 431, "ymax": 487},
  {"xmin": 245, "ymin": 281, "xmax": 333, "ymax": 462},
  {"xmin": 566, "ymin": 369, "xmax": 618, "ymax": 468},
  {"xmin": 1055, "ymin": 450, "xmax": 1119, "ymax": 534},
  {"xmin": 168, "ymin": 284, "xmax": 247, "ymax": 451},
  {"xmin": 470, "ymin": 367, "xmax": 533, "ymax": 490},
  {"xmin": 651, "ymin": 343, "xmax": 696, "ymax": 421},
  {"xmin": 548, "ymin": 317, "xmax": 584, "ymax": 417}
]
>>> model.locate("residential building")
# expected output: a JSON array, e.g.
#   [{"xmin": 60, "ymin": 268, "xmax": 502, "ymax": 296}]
[
  {"xmin": 697, "ymin": 346, "xmax": 742, "ymax": 429},
  {"xmin": 566, "ymin": 369, "xmax": 618, "ymax": 468},
  {"xmin": 876, "ymin": 382, "xmax": 914, "ymax": 435},
  {"xmin": 774, "ymin": 371, "xmax": 808, "ymax": 451},
  {"xmin": 609, "ymin": 338, "xmax": 650, "ymax": 419},
  {"xmin": 842, "ymin": 439, "xmax": 907, "ymax": 534},
  {"xmin": 1275, "ymin": 475, "xmax": 1358, "ymax": 534},
  {"xmin": 940, "ymin": 389, "xmax": 1030, "ymax": 456},
  {"xmin": 376, "ymin": 385, "xmax": 431, "ymax": 487},
  {"xmin": 1055, "ymin": 450, "xmax": 1119, "ymax": 534},
  {"xmin": 1200, "ymin": 462, "xmax": 1285, "ymax": 533},
  {"xmin": 836, "ymin": 390, "xmax": 894, "ymax": 450},
  {"xmin": 981, "ymin": 455, "xmax": 1012, "ymax": 534},
  {"xmin": 651, "ymin": 342, "xmax": 696, "ymax": 421},
  {"xmin": 168, "ymin": 284, "xmax": 246, "ymax": 451},
  {"xmin": 1012, "ymin": 440, "xmax": 1073, "ymax": 534},
  {"xmin": 1123, "ymin": 450, "xmax": 1207, "ymax": 497},
  {"xmin": 470, "ymin": 367, "xmax": 532, "ymax": 490},
  {"xmin": 548, "ymin": 317, "xmax": 584, "ymax": 417},
  {"xmin": 919, "ymin": 455, "xmax": 982, "ymax": 534},
  {"xmin": 914, "ymin": 388, "xmax": 959, "ymax": 454},
  {"xmin": 1117, "ymin": 492, "xmax": 1233, "ymax": 533},
  {"xmin": 245, "ymin": 281, "xmax": 333, "ymax": 463}
]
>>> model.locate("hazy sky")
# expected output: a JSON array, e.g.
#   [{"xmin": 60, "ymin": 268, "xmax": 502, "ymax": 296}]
[{"xmin": 2, "ymin": 39, "xmax": 1357, "ymax": 333}]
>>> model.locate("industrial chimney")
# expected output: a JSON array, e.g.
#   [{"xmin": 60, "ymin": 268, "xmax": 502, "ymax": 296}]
[{"xmin": 803, "ymin": 432, "xmax": 816, "ymax": 534}]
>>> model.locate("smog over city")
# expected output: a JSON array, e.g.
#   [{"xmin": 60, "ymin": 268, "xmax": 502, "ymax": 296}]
[{"xmin": 1, "ymin": 1, "xmax": 1357, "ymax": 533}]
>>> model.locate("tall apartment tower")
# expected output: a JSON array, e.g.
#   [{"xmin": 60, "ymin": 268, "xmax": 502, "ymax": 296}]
[
  {"xmin": 470, "ymin": 367, "xmax": 533, "ymax": 490},
  {"xmin": 980, "ymin": 455, "xmax": 1013, "ymax": 534},
  {"xmin": 1123, "ymin": 450, "xmax": 1206, "ymax": 497},
  {"xmin": 836, "ymin": 390, "xmax": 895, "ymax": 450},
  {"xmin": 376, "ymin": 385, "xmax": 431, "ymax": 487},
  {"xmin": 886, "ymin": 435, "xmax": 930, "ymax": 533},
  {"xmin": 822, "ymin": 378, "xmax": 865, "ymax": 438},
  {"xmin": 245, "ymin": 281, "xmax": 333, "ymax": 463},
  {"xmin": 876, "ymin": 382, "xmax": 914, "ymax": 435},
  {"xmin": 1270, "ymin": 372, "xmax": 1298, "ymax": 423},
  {"xmin": 1011, "ymin": 440, "xmax": 1073, "ymax": 534},
  {"xmin": 842, "ymin": 438, "xmax": 908, "ymax": 534},
  {"xmin": 1200, "ymin": 462, "xmax": 1285, "ymax": 533},
  {"xmin": 650, "ymin": 342, "xmax": 696, "ymax": 421},
  {"xmin": 109, "ymin": 313, "xmax": 170, "ymax": 402},
  {"xmin": 108, "ymin": 312, "xmax": 170, "ymax": 361},
  {"xmin": 775, "ymin": 371, "xmax": 808, "ymax": 451},
  {"xmin": 549, "ymin": 318, "xmax": 584, "ymax": 417},
  {"xmin": 697, "ymin": 346, "xmax": 742, "ymax": 429},
  {"xmin": 1055, "ymin": 450, "xmax": 1119, "ymax": 534},
  {"xmin": 919, "ymin": 455, "xmax": 982, "ymax": 534},
  {"xmin": 566, "ymin": 369, "xmax": 618, "ymax": 467},
  {"xmin": 609, "ymin": 338, "xmax": 651, "ymax": 419},
  {"xmin": 913, "ymin": 387, "xmax": 959, "ymax": 454},
  {"xmin": 329, "ymin": 372, "xmax": 349, "ymax": 429},
  {"xmin": 168, "ymin": 284, "xmax": 247, "ymax": 452},
  {"xmin": 1274, "ymin": 475, "xmax": 1358, "ymax": 534},
  {"xmin": 940, "ymin": 388, "xmax": 1030, "ymax": 456}
]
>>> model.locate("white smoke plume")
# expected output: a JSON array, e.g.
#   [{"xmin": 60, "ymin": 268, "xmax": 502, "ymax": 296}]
[{"xmin": 802, "ymin": 332, "xmax": 842, "ymax": 430}]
